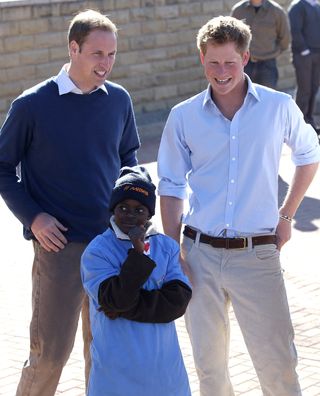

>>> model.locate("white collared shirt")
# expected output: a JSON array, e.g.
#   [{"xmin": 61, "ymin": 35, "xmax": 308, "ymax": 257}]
[{"xmin": 53, "ymin": 64, "xmax": 108, "ymax": 95}]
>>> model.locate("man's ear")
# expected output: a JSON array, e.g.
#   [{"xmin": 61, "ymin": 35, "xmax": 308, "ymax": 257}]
[
  {"xmin": 200, "ymin": 50, "xmax": 205, "ymax": 65},
  {"xmin": 69, "ymin": 40, "xmax": 79, "ymax": 57},
  {"xmin": 243, "ymin": 50, "xmax": 250, "ymax": 67}
]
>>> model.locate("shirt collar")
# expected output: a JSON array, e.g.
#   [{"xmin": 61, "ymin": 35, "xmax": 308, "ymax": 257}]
[
  {"xmin": 110, "ymin": 216, "xmax": 131, "ymax": 240},
  {"xmin": 53, "ymin": 64, "xmax": 108, "ymax": 95},
  {"xmin": 203, "ymin": 84, "xmax": 213, "ymax": 107},
  {"xmin": 245, "ymin": 74, "xmax": 260, "ymax": 101},
  {"xmin": 202, "ymin": 74, "xmax": 260, "ymax": 109}
]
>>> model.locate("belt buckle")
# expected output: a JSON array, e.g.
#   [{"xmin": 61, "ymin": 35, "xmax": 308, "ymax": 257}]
[{"xmin": 237, "ymin": 237, "xmax": 248, "ymax": 249}]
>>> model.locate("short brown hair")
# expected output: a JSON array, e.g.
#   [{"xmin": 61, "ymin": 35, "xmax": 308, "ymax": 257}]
[
  {"xmin": 68, "ymin": 9, "xmax": 117, "ymax": 50},
  {"xmin": 197, "ymin": 16, "xmax": 251, "ymax": 55}
]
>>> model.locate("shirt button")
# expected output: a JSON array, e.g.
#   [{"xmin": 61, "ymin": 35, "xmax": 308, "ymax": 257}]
[
  {"xmin": 230, "ymin": 179, "xmax": 235, "ymax": 183},
  {"xmin": 226, "ymin": 224, "xmax": 230, "ymax": 227},
  {"xmin": 232, "ymin": 157, "xmax": 236, "ymax": 161},
  {"xmin": 229, "ymin": 202, "xmax": 233, "ymax": 205},
  {"xmin": 232, "ymin": 136, "xmax": 236, "ymax": 139}
]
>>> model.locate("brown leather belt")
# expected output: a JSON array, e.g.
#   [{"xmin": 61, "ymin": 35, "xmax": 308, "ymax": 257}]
[{"xmin": 183, "ymin": 226, "xmax": 277, "ymax": 249}]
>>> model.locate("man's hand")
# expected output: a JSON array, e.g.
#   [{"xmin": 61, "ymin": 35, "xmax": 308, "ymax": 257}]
[
  {"xmin": 31, "ymin": 212, "xmax": 68, "ymax": 252},
  {"xmin": 128, "ymin": 225, "xmax": 146, "ymax": 254},
  {"xmin": 275, "ymin": 218, "xmax": 292, "ymax": 251}
]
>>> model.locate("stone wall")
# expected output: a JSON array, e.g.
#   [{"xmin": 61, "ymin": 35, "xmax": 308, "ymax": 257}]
[{"xmin": 0, "ymin": 0, "xmax": 295, "ymax": 136}]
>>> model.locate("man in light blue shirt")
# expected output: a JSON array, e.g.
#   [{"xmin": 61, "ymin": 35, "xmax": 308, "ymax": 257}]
[{"xmin": 157, "ymin": 16, "xmax": 320, "ymax": 396}]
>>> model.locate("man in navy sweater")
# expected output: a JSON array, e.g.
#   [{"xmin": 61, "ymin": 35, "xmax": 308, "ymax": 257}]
[
  {"xmin": 288, "ymin": 0, "xmax": 320, "ymax": 134},
  {"xmin": 0, "ymin": 9, "xmax": 140, "ymax": 396}
]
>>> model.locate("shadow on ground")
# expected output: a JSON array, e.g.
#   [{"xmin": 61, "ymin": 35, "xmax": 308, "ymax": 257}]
[{"xmin": 278, "ymin": 175, "xmax": 320, "ymax": 231}]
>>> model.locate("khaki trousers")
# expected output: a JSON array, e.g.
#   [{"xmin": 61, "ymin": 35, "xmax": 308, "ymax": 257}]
[
  {"xmin": 16, "ymin": 241, "xmax": 92, "ymax": 396},
  {"xmin": 181, "ymin": 235, "xmax": 301, "ymax": 396}
]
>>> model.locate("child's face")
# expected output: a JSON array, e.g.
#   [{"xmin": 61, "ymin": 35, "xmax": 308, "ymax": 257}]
[{"xmin": 113, "ymin": 199, "xmax": 150, "ymax": 234}]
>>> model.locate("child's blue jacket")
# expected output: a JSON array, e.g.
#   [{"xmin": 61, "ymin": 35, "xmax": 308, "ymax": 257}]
[{"xmin": 81, "ymin": 219, "xmax": 192, "ymax": 396}]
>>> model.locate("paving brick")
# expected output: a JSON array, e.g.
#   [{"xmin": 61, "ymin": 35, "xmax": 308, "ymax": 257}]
[{"xmin": 1, "ymin": 149, "xmax": 320, "ymax": 395}]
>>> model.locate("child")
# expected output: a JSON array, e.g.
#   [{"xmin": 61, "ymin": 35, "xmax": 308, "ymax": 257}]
[{"xmin": 81, "ymin": 165, "xmax": 192, "ymax": 396}]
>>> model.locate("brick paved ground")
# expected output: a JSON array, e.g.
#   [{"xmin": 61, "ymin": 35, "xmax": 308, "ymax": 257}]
[{"xmin": 0, "ymin": 143, "xmax": 319, "ymax": 395}]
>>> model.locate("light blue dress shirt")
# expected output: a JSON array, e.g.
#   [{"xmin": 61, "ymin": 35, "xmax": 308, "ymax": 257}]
[{"xmin": 158, "ymin": 77, "xmax": 320, "ymax": 237}]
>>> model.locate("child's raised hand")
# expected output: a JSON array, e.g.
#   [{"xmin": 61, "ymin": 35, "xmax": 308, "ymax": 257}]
[{"xmin": 128, "ymin": 225, "xmax": 146, "ymax": 254}]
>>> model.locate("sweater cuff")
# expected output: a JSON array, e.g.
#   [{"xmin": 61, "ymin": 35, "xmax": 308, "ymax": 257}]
[{"xmin": 119, "ymin": 248, "xmax": 156, "ymax": 290}]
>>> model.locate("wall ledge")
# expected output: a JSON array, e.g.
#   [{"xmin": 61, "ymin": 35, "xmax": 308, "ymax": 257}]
[{"xmin": 0, "ymin": 0, "xmax": 75, "ymax": 8}]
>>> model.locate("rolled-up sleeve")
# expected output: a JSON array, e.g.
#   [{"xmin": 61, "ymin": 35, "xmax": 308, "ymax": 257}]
[
  {"xmin": 157, "ymin": 107, "xmax": 191, "ymax": 199},
  {"xmin": 285, "ymin": 98, "xmax": 320, "ymax": 166}
]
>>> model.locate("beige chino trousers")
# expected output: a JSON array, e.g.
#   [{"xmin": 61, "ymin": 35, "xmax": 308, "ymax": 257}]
[
  {"xmin": 16, "ymin": 241, "xmax": 91, "ymax": 396},
  {"xmin": 181, "ymin": 235, "xmax": 301, "ymax": 396}
]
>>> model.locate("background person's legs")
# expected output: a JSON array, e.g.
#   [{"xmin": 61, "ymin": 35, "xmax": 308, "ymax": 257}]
[{"xmin": 293, "ymin": 53, "xmax": 313, "ymax": 125}]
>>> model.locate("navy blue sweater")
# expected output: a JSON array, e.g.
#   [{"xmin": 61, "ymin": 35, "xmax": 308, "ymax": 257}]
[
  {"xmin": 288, "ymin": 0, "xmax": 320, "ymax": 54},
  {"xmin": 0, "ymin": 79, "xmax": 140, "ymax": 241}
]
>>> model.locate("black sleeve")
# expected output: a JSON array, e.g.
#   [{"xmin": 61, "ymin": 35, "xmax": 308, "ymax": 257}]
[
  {"xmin": 98, "ymin": 248, "xmax": 156, "ymax": 312},
  {"xmin": 120, "ymin": 279, "xmax": 192, "ymax": 323}
]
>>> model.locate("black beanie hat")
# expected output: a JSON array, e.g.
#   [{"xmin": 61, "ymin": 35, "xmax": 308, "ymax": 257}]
[{"xmin": 109, "ymin": 165, "xmax": 156, "ymax": 216}]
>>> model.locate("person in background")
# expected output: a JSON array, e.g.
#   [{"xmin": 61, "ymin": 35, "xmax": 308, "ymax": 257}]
[
  {"xmin": 0, "ymin": 9, "xmax": 139, "ymax": 396},
  {"xmin": 231, "ymin": 0, "xmax": 290, "ymax": 89},
  {"xmin": 81, "ymin": 165, "xmax": 192, "ymax": 396},
  {"xmin": 288, "ymin": 0, "xmax": 320, "ymax": 135},
  {"xmin": 158, "ymin": 15, "xmax": 320, "ymax": 396}
]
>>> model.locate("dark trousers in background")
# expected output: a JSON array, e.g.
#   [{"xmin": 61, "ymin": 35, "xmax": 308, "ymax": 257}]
[
  {"xmin": 245, "ymin": 58, "xmax": 278, "ymax": 89},
  {"xmin": 293, "ymin": 52, "xmax": 320, "ymax": 132}
]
